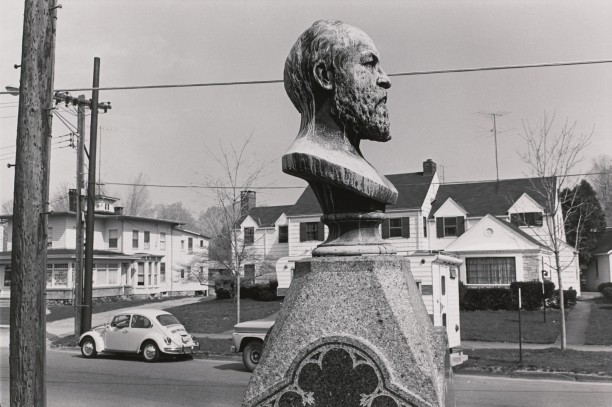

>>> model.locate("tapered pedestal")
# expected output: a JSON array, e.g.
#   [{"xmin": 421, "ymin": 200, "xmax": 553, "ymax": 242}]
[{"xmin": 242, "ymin": 256, "xmax": 454, "ymax": 407}]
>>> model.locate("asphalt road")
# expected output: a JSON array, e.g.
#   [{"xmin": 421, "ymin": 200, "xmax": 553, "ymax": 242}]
[{"xmin": 1, "ymin": 348, "xmax": 612, "ymax": 406}]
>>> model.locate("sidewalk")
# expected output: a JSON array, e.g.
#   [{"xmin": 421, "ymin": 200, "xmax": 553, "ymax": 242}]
[{"xmin": 463, "ymin": 292, "xmax": 611, "ymax": 352}]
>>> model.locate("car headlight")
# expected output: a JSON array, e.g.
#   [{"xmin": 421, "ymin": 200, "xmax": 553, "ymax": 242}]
[{"xmin": 164, "ymin": 337, "xmax": 172, "ymax": 345}]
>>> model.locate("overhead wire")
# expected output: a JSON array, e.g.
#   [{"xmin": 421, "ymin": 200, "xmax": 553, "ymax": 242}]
[{"xmin": 0, "ymin": 59, "xmax": 610, "ymax": 95}]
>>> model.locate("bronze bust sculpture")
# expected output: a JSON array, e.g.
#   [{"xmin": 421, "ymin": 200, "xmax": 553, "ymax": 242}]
[{"xmin": 282, "ymin": 20, "xmax": 398, "ymax": 255}]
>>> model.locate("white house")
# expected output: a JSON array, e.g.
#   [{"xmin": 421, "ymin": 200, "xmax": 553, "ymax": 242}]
[
  {"xmin": 584, "ymin": 228, "xmax": 612, "ymax": 291},
  {"xmin": 428, "ymin": 177, "xmax": 580, "ymax": 294},
  {"xmin": 0, "ymin": 195, "xmax": 209, "ymax": 301}
]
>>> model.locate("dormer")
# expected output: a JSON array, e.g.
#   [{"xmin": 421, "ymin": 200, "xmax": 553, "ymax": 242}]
[
  {"xmin": 94, "ymin": 195, "xmax": 119, "ymax": 214},
  {"xmin": 508, "ymin": 193, "xmax": 545, "ymax": 227},
  {"xmin": 433, "ymin": 198, "xmax": 467, "ymax": 238}
]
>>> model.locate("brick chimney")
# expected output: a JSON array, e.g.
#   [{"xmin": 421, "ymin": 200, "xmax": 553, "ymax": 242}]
[
  {"xmin": 423, "ymin": 159, "xmax": 437, "ymax": 176},
  {"xmin": 240, "ymin": 190, "xmax": 256, "ymax": 217}
]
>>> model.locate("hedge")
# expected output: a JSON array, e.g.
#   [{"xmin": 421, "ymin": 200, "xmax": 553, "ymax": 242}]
[
  {"xmin": 240, "ymin": 281, "xmax": 279, "ymax": 302},
  {"xmin": 460, "ymin": 280, "xmax": 556, "ymax": 311},
  {"xmin": 598, "ymin": 282, "xmax": 612, "ymax": 302}
]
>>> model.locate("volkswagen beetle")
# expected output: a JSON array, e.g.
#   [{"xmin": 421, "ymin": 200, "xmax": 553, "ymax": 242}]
[{"xmin": 78, "ymin": 308, "xmax": 199, "ymax": 362}]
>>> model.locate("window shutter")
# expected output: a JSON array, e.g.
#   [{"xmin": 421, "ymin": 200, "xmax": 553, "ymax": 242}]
[
  {"xmin": 317, "ymin": 222, "xmax": 325, "ymax": 241},
  {"xmin": 401, "ymin": 217, "xmax": 410, "ymax": 238},
  {"xmin": 436, "ymin": 218, "xmax": 444, "ymax": 238},
  {"xmin": 382, "ymin": 218, "xmax": 390, "ymax": 239},
  {"xmin": 535, "ymin": 213, "xmax": 543, "ymax": 226},
  {"xmin": 423, "ymin": 216, "xmax": 427, "ymax": 238},
  {"xmin": 300, "ymin": 223, "xmax": 307, "ymax": 242},
  {"xmin": 457, "ymin": 216, "xmax": 465, "ymax": 236}
]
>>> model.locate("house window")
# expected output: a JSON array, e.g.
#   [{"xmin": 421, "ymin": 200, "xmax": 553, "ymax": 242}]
[
  {"xmin": 442, "ymin": 313, "xmax": 447, "ymax": 327},
  {"xmin": 200, "ymin": 239, "xmax": 204, "ymax": 248},
  {"xmin": 137, "ymin": 263, "xmax": 145, "ymax": 286},
  {"xmin": 510, "ymin": 212, "xmax": 543, "ymax": 227},
  {"xmin": 144, "ymin": 231, "xmax": 150, "ymax": 249},
  {"xmin": 95, "ymin": 263, "xmax": 107, "ymax": 286},
  {"xmin": 441, "ymin": 275, "xmax": 446, "ymax": 296},
  {"xmin": 160, "ymin": 232, "xmax": 166, "ymax": 250},
  {"xmin": 188, "ymin": 237, "xmax": 193, "ymax": 253},
  {"xmin": 132, "ymin": 230, "xmax": 139, "ymax": 248},
  {"xmin": 160, "ymin": 263, "xmax": 166, "ymax": 283},
  {"xmin": 423, "ymin": 217, "xmax": 427, "ymax": 238},
  {"xmin": 244, "ymin": 227, "xmax": 254, "ymax": 244},
  {"xmin": 148, "ymin": 262, "xmax": 155, "ymax": 286},
  {"xmin": 3, "ymin": 265, "xmax": 11, "ymax": 287},
  {"xmin": 109, "ymin": 229, "xmax": 118, "ymax": 249},
  {"xmin": 47, "ymin": 263, "xmax": 68, "ymax": 287},
  {"xmin": 466, "ymin": 257, "xmax": 516, "ymax": 285},
  {"xmin": 382, "ymin": 217, "xmax": 410, "ymax": 239},
  {"xmin": 47, "ymin": 226, "xmax": 53, "ymax": 248},
  {"xmin": 436, "ymin": 217, "xmax": 465, "ymax": 237},
  {"xmin": 300, "ymin": 222, "xmax": 324, "ymax": 242},
  {"xmin": 278, "ymin": 226, "xmax": 288, "ymax": 243},
  {"xmin": 181, "ymin": 240, "xmax": 185, "ymax": 251},
  {"xmin": 180, "ymin": 269, "xmax": 185, "ymax": 279}
]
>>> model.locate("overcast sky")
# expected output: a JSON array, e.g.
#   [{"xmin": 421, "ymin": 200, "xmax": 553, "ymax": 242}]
[{"xmin": 1, "ymin": 0, "xmax": 611, "ymax": 213}]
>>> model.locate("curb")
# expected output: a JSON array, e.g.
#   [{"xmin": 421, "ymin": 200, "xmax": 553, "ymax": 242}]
[{"xmin": 454, "ymin": 369, "xmax": 612, "ymax": 383}]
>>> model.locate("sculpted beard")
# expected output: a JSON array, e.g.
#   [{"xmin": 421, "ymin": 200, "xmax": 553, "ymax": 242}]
[{"xmin": 331, "ymin": 79, "xmax": 390, "ymax": 143}]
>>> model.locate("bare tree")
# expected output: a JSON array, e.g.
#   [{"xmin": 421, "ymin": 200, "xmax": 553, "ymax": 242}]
[
  {"xmin": 49, "ymin": 181, "xmax": 72, "ymax": 212},
  {"xmin": 122, "ymin": 172, "xmax": 152, "ymax": 216},
  {"xmin": 1, "ymin": 200, "xmax": 13, "ymax": 215},
  {"xmin": 519, "ymin": 113, "xmax": 592, "ymax": 350},
  {"xmin": 202, "ymin": 132, "xmax": 270, "ymax": 323},
  {"xmin": 590, "ymin": 154, "xmax": 612, "ymax": 224},
  {"xmin": 153, "ymin": 202, "xmax": 198, "ymax": 230}
]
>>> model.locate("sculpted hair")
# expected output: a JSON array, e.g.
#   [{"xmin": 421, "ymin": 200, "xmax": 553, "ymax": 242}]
[{"xmin": 284, "ymin": 20, "xmax": 353, "ymax": 136}]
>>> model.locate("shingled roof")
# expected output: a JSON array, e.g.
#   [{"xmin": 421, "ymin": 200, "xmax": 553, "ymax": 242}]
[
  {"xmin": 429, "ymin": 177, "xmax": 555, "ymax": 218},
  {"xmin": 237, "ymin": 205, "xmax": 293, "ymax": 227},
  {"xmin": 287, "ymin": 172, "xmax": 435, "ymax": 216}
]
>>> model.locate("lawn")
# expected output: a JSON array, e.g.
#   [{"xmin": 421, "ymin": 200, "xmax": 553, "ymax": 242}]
[
  {"xmin": 460, "ymin": 310, "xmax": 561, "ymax": 343},
  {"xmin": 455, "ymin": 348, "xmax": 612, "ymax": 377},
  {"xmin": 165, "ymin": 298, "xmax": 283, "ymax": 333},
  {"xmin": 585, "ymin": 298, "xmax": 612, "ymax": 346},
  {"xmin": 46, "ymin": 295, "xmax": 196, "ymax": 322}
]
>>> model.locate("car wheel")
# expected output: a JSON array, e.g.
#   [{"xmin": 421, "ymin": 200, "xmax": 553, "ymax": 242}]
[
  {"xmin": 242, "ymin": 340, "xmax": 263, "ymax": 372},
  {"xmin": 80, "ymin": 337, "xmax": 97, "ymax": 358},
  {"xmin": 142, "ymin": 341, "xmax": 160, "ymax": 363}
]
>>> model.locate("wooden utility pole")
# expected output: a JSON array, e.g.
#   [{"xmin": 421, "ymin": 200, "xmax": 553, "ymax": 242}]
[
  {"xmin": 10, "ymin": 0, "xmax": 58, "ymax": 405},
  {"xmin": 74, "ymin": 95, "xmax": 86, "ymax": 337},
  {"xmin": 82, "ymin": 57, "xmax": 101, "ymax": 332}
]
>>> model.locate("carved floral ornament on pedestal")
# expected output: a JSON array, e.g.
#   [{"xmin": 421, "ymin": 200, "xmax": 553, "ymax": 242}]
[{"xmin": 257, "ymin": 342, "xmax": 416, "ymax": 407}]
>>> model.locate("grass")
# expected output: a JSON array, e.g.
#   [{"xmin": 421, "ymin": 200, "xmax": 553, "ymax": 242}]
[
  {"xmin": 460, "ymin": 310, "xmax": 561, "ymax": 343},
  {"xmin": 164, "ymin": 298, "xmax": 283, "ymax": 333},
  {"xmin": 46, "ymin": 296, "xmax": 195, "ymax": 322},
  {"xmin": 456, "ymin": 348, "xmax": 612, "ymax": 377},
  {"xmin": 585, "ymin": 298, "xmax": 612, "ymax": 346}
]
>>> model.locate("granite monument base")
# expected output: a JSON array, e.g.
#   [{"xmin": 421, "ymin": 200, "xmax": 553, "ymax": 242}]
[{"xmin": 242, "ymin": 256, "xmax": 454, "ymax": 407}]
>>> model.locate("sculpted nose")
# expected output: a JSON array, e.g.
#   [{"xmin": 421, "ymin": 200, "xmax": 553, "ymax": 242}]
[{"xmin": 377, "ymin": 68, "xmax": 391, "ymax": 89}]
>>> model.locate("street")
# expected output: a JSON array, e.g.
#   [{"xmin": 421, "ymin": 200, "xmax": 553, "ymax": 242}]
[{"xmin": 1, "ymin": 348, "xmax": 612, "ymax": 406}]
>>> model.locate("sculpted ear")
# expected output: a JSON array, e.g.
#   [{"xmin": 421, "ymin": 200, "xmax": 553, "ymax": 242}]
[{"xmin": 313, "ymin": 60, "xmax": 333, "ymax": 91}]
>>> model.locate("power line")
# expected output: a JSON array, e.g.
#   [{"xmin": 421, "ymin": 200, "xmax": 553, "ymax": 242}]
[
  {"xmin": 1, "ymin": 59, "xmax": 610, "ymax": 95},
  {"xmin": 100, "ymin": 172, "xmax": 609, "ymax": 191}
]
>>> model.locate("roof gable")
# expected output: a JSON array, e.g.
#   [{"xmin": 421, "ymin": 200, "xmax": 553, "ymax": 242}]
[
  {"xmin": 445, "ymin": 214, "xmax": 550, "ymax": 252},
  {"xmin": 237, "ymin": 205, "xmax": 293, "ymax": 227},
  {"xmin": 508, "ymin": 192, "xmax": 545, "ymax": 214},
  {"xmin": 432, "ymin": 197, "xmax": 467, "ymax": 218}
]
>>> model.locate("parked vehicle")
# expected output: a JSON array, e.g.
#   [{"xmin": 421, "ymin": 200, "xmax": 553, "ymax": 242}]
[
  {"xmin": 231, "ymin": 313, "xmax": 276, "ymax": 371},
  {"xmin": 78, "ymin": 308, "xmax": 199, "ymax": 362}
]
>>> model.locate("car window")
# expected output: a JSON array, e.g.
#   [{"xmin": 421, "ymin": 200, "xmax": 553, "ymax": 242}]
[
  {"xmin": 111, "ymin": 315, "xmax": 130, "ymax": 329},
  {"xmin": 156, "ymin": 314, "xmax": 181, "ymax": 326},
  {"xmin": 131, "ymin": 315, "xmax": 152, "ymax": 329}
]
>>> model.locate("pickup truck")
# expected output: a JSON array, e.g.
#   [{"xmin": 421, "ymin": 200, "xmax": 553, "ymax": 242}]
[{"xmin": 231, "ymin": 313, "xmax": 275, "ymax": 371}]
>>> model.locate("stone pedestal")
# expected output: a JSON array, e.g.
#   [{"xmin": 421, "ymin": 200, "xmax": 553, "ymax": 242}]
[{"xmin": 242, "ymin": 256, "xmax": 454, "ymax": 407}]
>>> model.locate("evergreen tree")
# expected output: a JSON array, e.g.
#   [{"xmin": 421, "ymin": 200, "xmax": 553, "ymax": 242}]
[{"xmin": 561, "ymin": 179, "xmax": 607, "ymax": 264}]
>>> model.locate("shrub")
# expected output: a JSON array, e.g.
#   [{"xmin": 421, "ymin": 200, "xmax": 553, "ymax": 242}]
[
  {"xmin": 547, "ymin": 287, "xmax": 578, "ymax": 309},
  {"xmin": 460, "ymin": 287, "xmax": 514, "ymax": 311},
  {"xmin": 215, "ymin": 278, "xmax": 235, "ymax": 300},
  {"xmin": 239, "ymin": 280, "xmax": 278, "ymax": 301},
  {"xmin": 601, "ymin": 287, "xmax": 612, "ymax": 303},
  {"xmin": 598, "ymin": 282, "xmax": 612, "ymax": 294},
  {"xmin": 510, "ymin": 281, "xmax": 555, "ymax": 311}
]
